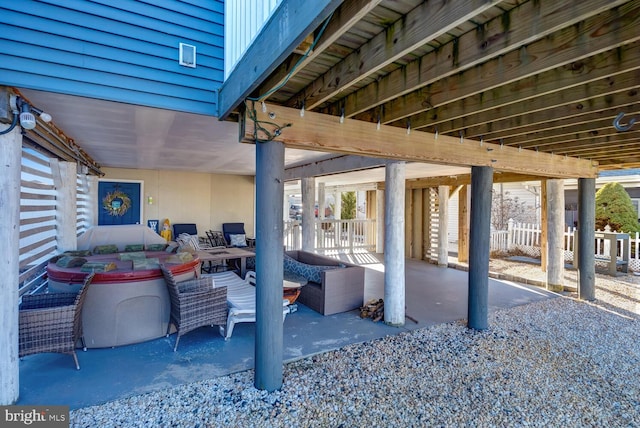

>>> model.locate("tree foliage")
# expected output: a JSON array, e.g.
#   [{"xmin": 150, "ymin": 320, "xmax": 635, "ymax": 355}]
[
  {"xmin": 341, "ymin": 191, "xmax": 356, "ymax": 220},
  {"xmin": 595, "ymin": 182, "xmax": 640, "ymax": 232},
  {"xmin": 491, "ymin": 189, "xmax": 535, "ymax": 230}
]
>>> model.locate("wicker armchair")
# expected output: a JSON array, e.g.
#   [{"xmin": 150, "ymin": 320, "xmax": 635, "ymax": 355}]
[
  {"xmin": 19, "ymin": 273, "xmax": 94, "ymax": 370},
  {"xmin": 160, "ymin": 265, "xmax": 227, "ymax": 351}
]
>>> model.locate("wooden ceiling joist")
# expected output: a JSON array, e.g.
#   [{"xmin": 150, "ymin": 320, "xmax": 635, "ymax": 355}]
[
  {"xmin": 364, "ymin": 2, "xmax": 640, "ymax": 127},
  {"xmin": 325, "ymin": 0, "xmax": 630, "ymax": 120},
  {"xmin": 461, "ymin": 90, "xmax": 640, "ymax": 142},
  {"xmin": 242, "ymin": 104, "xmax": 597, "ymax": 178},
  {"xmin": 395, "ymin": 41, "xmax": 640, "ymax": 133},
  {"xmin": 287, "ymin": 0, "xmax": 502, "ymax": 110}
]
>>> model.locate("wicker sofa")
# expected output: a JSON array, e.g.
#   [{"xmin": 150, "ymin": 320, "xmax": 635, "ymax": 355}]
[{"xmin": 285, "ymin": 250, "xmax": 365, "ymax": 316}]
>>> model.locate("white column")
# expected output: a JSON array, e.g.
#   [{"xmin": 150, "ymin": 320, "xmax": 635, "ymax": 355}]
[
  {"xmin": 334, "ymin": 190, "xmax": 342, "ymax": 220},
  {"xmin": 0, "ymin": 126, "xmax": 21, "ymax": 404},
  {"xmin": 376, "ymin": 189, "xmax": 384, "ymax": 253},
  {"xmin": 301, "ymin": 177, "xmax": 315, "ymax": 252},
  {"xmin": 88, "ymin": 175, "xmax": 99, "ymax": 227},
  {"xmin": 547, "ymin": 179, "xmax": 565, "ymax": 292},
  {"xmin": 283, "ymin": 193, "xmax": 288, "ymax": 221},
  {"xmin": 317, "ymin": 182, "xmax": 325, "ymax": 248},
  {"xmin": 438, "ymin": 185, "xmax": 450, "ymax": 266},
  {"xmin": 318, "ymin": 182, "xmax": 325, "ymax": 219},
  {"xmin": 51, "ymin": 160, "xmax": 78, "ymax": 252},
  {"xmin": 384, "ymin": 161, "xmax": 405, "ymax": 326}
]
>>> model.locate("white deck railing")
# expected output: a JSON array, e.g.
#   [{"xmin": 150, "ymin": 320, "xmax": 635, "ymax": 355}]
[
  {"xmin": 491, "ymin": 219, "xmax": 639, "ymax": 270},
  {"xmin": 284, "ymin": 219, "xmax": 376, "ymax": 253}
]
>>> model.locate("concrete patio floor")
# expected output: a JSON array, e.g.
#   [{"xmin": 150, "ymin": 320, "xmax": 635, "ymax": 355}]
[{"xmin": 17, "ymin": 254, "xmax": 557, "ymax": 409}]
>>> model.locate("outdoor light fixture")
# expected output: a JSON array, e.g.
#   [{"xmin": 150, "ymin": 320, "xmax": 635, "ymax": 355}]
[
  {"xmin": 19, "ymin": 101, "xmax": 37, "ymax": 129},
  {"xmin": 0, "ymin": 95, "xmax": 52, "ymax": 135}
]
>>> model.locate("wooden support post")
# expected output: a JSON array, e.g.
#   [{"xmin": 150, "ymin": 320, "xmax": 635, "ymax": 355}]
[
  {"xmin": 376, "ymin": 189, "xmax": 384, "ymax": 253},
  {"xmin": 51, "ymin": 160, "xmax": 78, "ymax": 252},
  {"xmin": 0, "ymin": 125, "xmax": 21, "ymax": 405},
  {"xmin": 301, "ymin": 177, "xmax": 315, "ymax": 252},
  {"xmin": 422, "ymin": 189, "xmax": 431, "ymax": 261},
  {"xmin": 540, "ymin": 179, "xmax": 548, "ymax": 272},
  {"xmin": 254, "ymin": 139, "xmax": 285, "ymax": 391},
  {"xmin": 468, "ymin": 166, "xmax": 493, "ymax": 330},
  {"xmin": 458, "ymin": 185, "xmax": 470, "ymax": 263},
  {"xmin": 546, "ymin": 179, "xmax": 565, "ymax": 292},
  {"xmin": 366, "ymin": 190, "xmax": 376, "ymax": 247},
  {"xmin": 437, "ymin": 185, "xmax": 449, "ymax": 266},
  {"xmin": 578, "ymin": 178, "xmax": 596, "ymax": 301},
  {"xmin": 384, "ymin": 161, "xmax": 405, "ymax": 326},
  {"xmin": 412, "ymin": 188, "xmax": 423, "ymax": 260},
  {"xmin": 404, "ymin": 188, "xmax": 412, "ymax": 258}
]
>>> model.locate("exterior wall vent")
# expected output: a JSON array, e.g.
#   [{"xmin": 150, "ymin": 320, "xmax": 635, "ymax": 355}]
[{"xmin": 179, "ymin": 43, "xmax": 196, "ymax": 68}]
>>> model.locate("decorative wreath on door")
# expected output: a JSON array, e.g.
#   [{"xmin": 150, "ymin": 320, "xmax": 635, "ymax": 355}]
[{"xmin": 102, "ymin": 190, "xmax": 131, "ymax": 216}]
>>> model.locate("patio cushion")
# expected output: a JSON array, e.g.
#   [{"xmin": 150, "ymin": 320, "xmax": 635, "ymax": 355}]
[
  {"xmin": 146, "ymin": 243, "xmax": 167, "ymax": 251},
  {"xmin": 177, "ymin": 233, "xmax": 200, "ymax": 251},
  {"xmin": 93, "ymin": 245, "xmax": 119, "ymax": 254},
  {"xmin": 124, "ymin": 244, "xmax": 144, "ymax": 252},
  {"xmin": 283, "ymin": 253, "xmax": 342, "ymax": 284},
  {"xmin": 119, "ymin": 251, "xmax": 147, "ymax": 261},
  {"xmin": 229, "ymin": 234, "xmax": 247, "ymax": 247}
]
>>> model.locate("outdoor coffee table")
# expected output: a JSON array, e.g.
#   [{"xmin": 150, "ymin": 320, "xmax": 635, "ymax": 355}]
[
  {"xmin": 283, "ymin": 272, "xmax": 307, "ymax": 310},
  {"xmin": 197, "ymin": 247, "xmax": 256, "ymax": 277}
]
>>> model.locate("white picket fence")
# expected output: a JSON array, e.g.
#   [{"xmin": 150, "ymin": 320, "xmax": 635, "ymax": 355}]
[
  {"xmin": 284, "ymin": 219, "xmax": 376, "ymax": 253},
  {"xmin": 491, "ymin": 219, "xmax": 640, "ymax": 271}
]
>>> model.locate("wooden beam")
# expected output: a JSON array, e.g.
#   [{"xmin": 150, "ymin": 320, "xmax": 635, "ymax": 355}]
[
  {"xmin": 242, "ymin": 104, "xmax": 598, "ymax": 178},
  {"xmin": 369, "ymin": 2, "xmax": 640, "ymax": 125},
  {"xmin": 256, "ymin": 0, "xmax": 383, "ymax": 103},
  {"xmin": 217, "ymin": 0, "xmax": 343, "ymax": 119},
  {"xmin": 284, "ymin": 155, "xmax": 384, "ymax": 180},
  {"xmin": 377, "ymin": 172, "xmax": 547, "ymax": 191},
  {"xmin": 289, "ymin": 0, "xmax": 501, "ymax": 110},
  {"xmin": 327, "ymin": 0, "xmax": 628, "ymax": 119}
]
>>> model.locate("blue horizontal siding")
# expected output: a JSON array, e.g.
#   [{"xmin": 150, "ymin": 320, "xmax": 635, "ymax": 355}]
[
  {"xmin": 1, "ymin": 53, "xmax": 219, "ymax": 104},
  {"xmin": 0, "ymin": 8, "xmax": 224, "ymax": 63},
  {"xmin": 0, "ymin": 24, "xmax": 223, "ymax": 74},
  {"xmin": 1, "ymin": 69, "xmax": 217, "ymax": 115},
  {"xmin": 0, "ymin": 0, "xmax": 224, "ymax": 116},
  {"xmin": 32, "ymin": 0, "xmax": 224, "ymax": 41},
  {"xmin": 80, "ymin": 0, "xmax": 224, "ymax": 35}
]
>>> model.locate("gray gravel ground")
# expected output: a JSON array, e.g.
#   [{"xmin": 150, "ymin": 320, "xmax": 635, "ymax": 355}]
[{"xmin": 71, "ymin": 261, "xmax": 640, "ymax": 427}]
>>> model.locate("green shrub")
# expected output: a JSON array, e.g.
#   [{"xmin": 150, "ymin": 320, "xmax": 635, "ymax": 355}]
[{"xmin": 595, "ymin": 182, "xmax": 640, "ymax": 232}]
